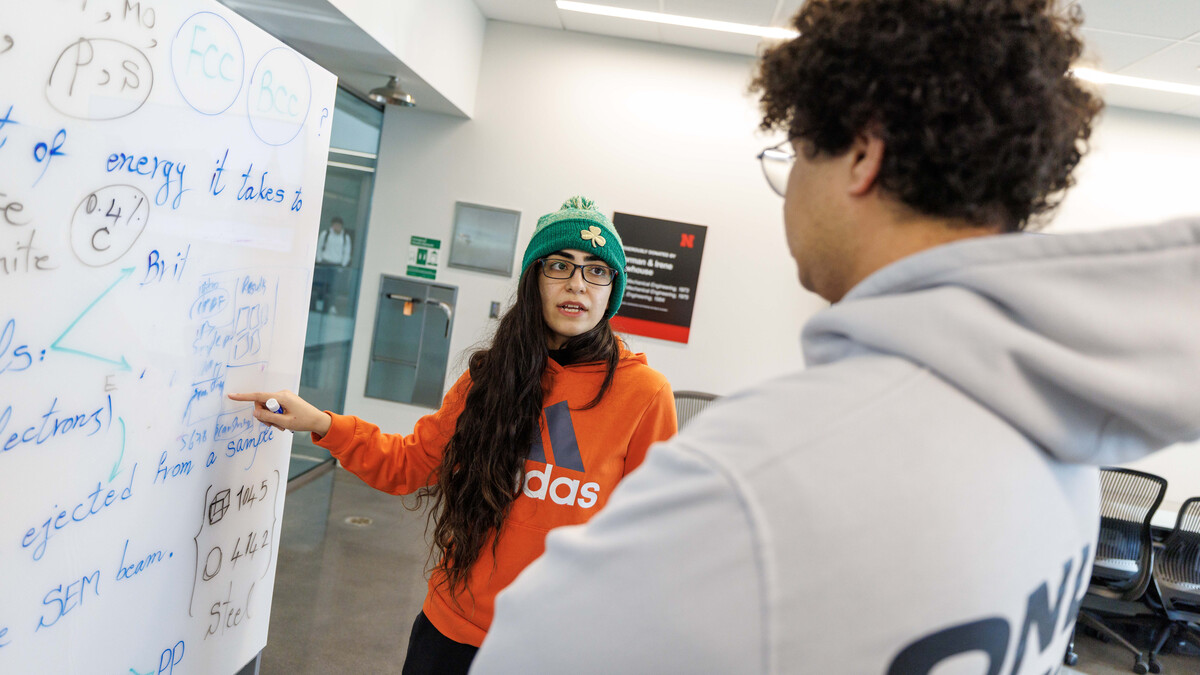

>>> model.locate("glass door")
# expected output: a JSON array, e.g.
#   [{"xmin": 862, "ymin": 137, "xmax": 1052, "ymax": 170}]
[{"xmin": 289, "ymin": 88, "xmax": 383, "ymax": 481}]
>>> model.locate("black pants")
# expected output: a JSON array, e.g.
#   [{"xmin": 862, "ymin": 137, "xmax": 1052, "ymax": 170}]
[{"xmin": 402, "ymin": 611, "xmax": 479, "ymax": 675}]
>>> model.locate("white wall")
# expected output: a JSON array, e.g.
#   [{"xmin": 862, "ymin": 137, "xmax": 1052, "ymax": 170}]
[
  {"xmin": 1052, "ymin": 105, "xmax": 1200, "ymax": 233},
  {"xmin": 329, "ymin": 0, "xmax": 485, "ymax": 116},
  {"xmin": 1047, "ymin": 106, "xmax": 1200, "ymax": 506},
  {"xmin": 342, "ymin": 21, "xmax": 1200, "ymax": 501},
  {"xmin": 344, "ymin": 21, "xmax": 825, "ymax": 432}
]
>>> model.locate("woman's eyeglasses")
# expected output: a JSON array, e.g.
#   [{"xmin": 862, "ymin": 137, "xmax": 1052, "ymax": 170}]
[
  {"xmin": 539, "ymin": 258, "xmax": 617, "ymax": 286},
  {"xmin": 757, "ymin": 140, "xmax": 795, "ymax": 198}
]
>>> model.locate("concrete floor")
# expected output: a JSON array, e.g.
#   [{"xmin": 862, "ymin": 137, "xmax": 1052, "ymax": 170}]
[
  {"xmin": 261, "ymin": 469, "xmax": 431, "ymax": 673},
  {"xmin": 1065, "ymin": 641, "xmax": 1196, "ymax": 674},
  {"xmin": 1065, "ymin": 620, "xmax": 1199, "ymax": 675},
  {"xmin": 261, "ymin": 468, "xmax": 1199, "ymax": 674}
]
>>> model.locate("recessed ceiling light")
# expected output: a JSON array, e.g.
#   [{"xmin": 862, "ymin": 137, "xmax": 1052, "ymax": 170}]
[
  {"xmin": 555, "ymin": 1, "xmax": 798, "ymax": 40},
  {"xmin": 1073, "ymin": 67, "xmax": 1200, "ymax": 98},
  {"xmin": 554, "ymin": 3, "xmax": 1200, "ymax": 100}
]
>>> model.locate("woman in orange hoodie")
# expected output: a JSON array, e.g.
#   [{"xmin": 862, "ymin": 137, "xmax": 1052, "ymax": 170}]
[{"xmin": 231, "ymin": 196, "xmax": 677, "ymax": 674}]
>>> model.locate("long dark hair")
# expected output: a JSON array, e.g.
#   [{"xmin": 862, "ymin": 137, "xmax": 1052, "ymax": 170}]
[{"xmin": 418, "ymin": 263, "xmax": 621, "ymax": 597}]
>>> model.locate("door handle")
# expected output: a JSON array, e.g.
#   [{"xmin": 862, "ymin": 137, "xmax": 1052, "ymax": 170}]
[
  {"xmin": 386, "ymin": 293, "xmax": 452, "ymax": 337},
  {"xmin": 386, "ymin": 293, "xmax": 418, "ymax": 315},
  {"xmin": 426, "ymin": 300, "xmax": 453, "ymax": 337}
]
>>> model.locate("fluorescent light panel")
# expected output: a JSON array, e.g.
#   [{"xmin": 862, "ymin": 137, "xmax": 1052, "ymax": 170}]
[
  {"xmin": 1072, "ymin": 67, "xmax": 1200, "ymax": 98},
  {"xmin": 556, "ymin": 2, "xmax": 1200, "ymax": 99},
  {"xmin": 555, "ymin": 1, "xmax": 798, "ymax": 40}
]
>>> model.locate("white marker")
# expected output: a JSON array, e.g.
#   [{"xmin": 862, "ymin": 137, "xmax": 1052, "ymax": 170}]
[{"xmin": 265, "ymin": 398, "xmax": 282, "ymax": 414}]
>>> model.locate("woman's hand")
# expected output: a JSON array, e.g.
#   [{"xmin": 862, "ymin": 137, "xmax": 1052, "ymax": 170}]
[{"xmin": 226, "ymin": 390, "xmax": 333, "ymax": 437}]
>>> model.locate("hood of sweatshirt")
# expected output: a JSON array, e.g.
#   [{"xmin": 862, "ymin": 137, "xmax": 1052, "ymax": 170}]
[
  {"xmin": 802, "ymin": 218, "xmax": 1200, "ymax": 465},
  {"xmin": 544, "ymin": 341, "xmax": 648, "ymax": 375}
]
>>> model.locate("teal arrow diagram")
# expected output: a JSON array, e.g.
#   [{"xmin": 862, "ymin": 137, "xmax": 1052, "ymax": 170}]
[
  {"xmin": 109, "ymin": 416, "xmax": 126, "ymax": 482},
  {"xmin": 50, "ymin": 267, "xmax": 134, "ymax": 370}
]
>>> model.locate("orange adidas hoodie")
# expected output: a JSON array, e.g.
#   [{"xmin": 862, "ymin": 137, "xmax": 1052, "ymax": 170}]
[{"xmin": 312, "ymin": 345, "xmax": 676, "ymax": 646}]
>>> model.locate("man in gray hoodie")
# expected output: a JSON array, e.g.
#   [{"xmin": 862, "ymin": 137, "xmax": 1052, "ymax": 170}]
[{"xmin": 472, "ymin": 1, "xmax": 1200, "ymax": 673}]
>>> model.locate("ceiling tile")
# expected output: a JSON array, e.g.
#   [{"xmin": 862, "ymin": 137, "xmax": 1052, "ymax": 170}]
[
  {"xmin": 663, "ymin": 0, "xmax": 778, "ymax": 26},
  {"xmin": 1075, "ymin": 0, "xmax": 1200, "ymax": 40},
  {"xmin": 1117, "ymin": 41, "xmax": 1200, "ymax": 84},
  {"xmin": 579, "ymin": 0, "xmax": 660, "ymax": 10},
  {"xmin": 1092, "ymin": 82, "xmax": 1200, "ymax": 116},
  {"xmin": 560, "ymin": 11, "xmax": 663, "ymax": 43},
  {"xmin": 474, "ymin": 0, "xmax": 563, "ymax": 28},
  {"xmin": 656, "ymin": 23, "xmax": 767, "ymax": 56},
  {"xmin": 771, "ymin": 0, "xmax": 806, "ymax": 28},
  {"xmin": 476, "ymin": 0, "xmax": 1200, "ymax": 122},
  {"xmin": 1079, "ymin": 28, "xmax": 1175, "ymax": 71}
]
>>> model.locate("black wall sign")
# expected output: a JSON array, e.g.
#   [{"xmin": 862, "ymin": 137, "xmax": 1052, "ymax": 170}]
[{"xmin": 610, "ymin": 212, "xmax": 707, "ymax": 343}]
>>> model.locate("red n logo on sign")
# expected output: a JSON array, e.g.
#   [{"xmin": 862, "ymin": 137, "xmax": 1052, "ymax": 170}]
[{"xmin": 680, "ymin": 233, "xmax": 695, "ymax": 248}]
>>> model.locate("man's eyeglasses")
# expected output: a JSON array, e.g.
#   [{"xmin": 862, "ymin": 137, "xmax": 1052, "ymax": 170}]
[
  {"xmin": 539, "ymin": 258, "xmax": 617, "ymax": 286},
  {"xmin": 757, "ymin": 140, "xmax": 795, "ymax": 198}
]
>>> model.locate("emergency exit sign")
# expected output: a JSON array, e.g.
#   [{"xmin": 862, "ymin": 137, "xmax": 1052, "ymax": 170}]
[{"xmin": 407, "ymin": 236, "xmax": 441, "ymax": 279}]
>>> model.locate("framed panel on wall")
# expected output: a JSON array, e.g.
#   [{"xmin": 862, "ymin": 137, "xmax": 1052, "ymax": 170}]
[{"xmin": 448, "ymin": 202, "xmax": 522, "ymax": 276}]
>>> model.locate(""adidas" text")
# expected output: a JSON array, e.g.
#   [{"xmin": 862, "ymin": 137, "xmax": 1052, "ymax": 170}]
[{"xmin": 522, "ymin": 464, "xmax": 600, "ymax": 509}]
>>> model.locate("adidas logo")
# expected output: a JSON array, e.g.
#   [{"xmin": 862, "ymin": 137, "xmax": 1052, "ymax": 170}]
[{"xmin": 523, "ymin": 400, "xmax": 602, "ymax": 509}]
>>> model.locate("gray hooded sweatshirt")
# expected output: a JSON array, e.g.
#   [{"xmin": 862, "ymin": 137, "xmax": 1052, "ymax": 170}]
[{"xmin": 472, "ymin": 220, "xmax": 1200, "ymax": 674}]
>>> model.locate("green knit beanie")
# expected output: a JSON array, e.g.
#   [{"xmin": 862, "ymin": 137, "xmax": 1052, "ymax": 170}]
[{"xmin": 521, "ymin": 196, "xmax": 626, "ymax": 318}]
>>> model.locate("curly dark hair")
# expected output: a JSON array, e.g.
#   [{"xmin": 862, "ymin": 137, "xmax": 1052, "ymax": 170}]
[
  {"xmin": 415, "ymin": 263, "xmax": 620, "ymax": 599},
  {"xmin": 752, "ymin": 0, "xmax": 1103, "ymax": 231}
]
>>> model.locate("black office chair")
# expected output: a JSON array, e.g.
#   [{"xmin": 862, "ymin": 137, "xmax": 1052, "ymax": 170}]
[
  {"xmin": 1066, "ymin": 467, "xmax": 1167, "ymax": 674},
  {"xmin": 1148, "ymin": 497, "xmax": 1200, "ymax": 662},
  {"xmin": 673, "ymin": 391, "xmax": 717, "ymax": 431}
]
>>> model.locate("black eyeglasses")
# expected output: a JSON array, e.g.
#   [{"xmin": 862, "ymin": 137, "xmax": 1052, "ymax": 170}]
[
  {"xmin": 757, "ymin": 140, "xmax": 795, "ymax": 198},
  {"xmin": 539, "ymin": 258, "xmax": 617, "ymax": 286}
]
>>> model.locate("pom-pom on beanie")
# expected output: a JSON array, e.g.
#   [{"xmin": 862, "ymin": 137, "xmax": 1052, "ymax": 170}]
[{"xmin": 521, "ymin": 196, "xmax": 626, "ymax": 318}]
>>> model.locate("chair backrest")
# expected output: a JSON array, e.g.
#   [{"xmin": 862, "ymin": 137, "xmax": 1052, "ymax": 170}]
[
  {"xmin": 674, "ymin": 391, "xmax": 717, "ymax": 431},
  {"xmin": 1154, "ymin": 497, "xmax": 1200, "ymax": 618},
  {"xmin": 1094, "ymin": 467, "xmax": 1168, "ymax": 600}
]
